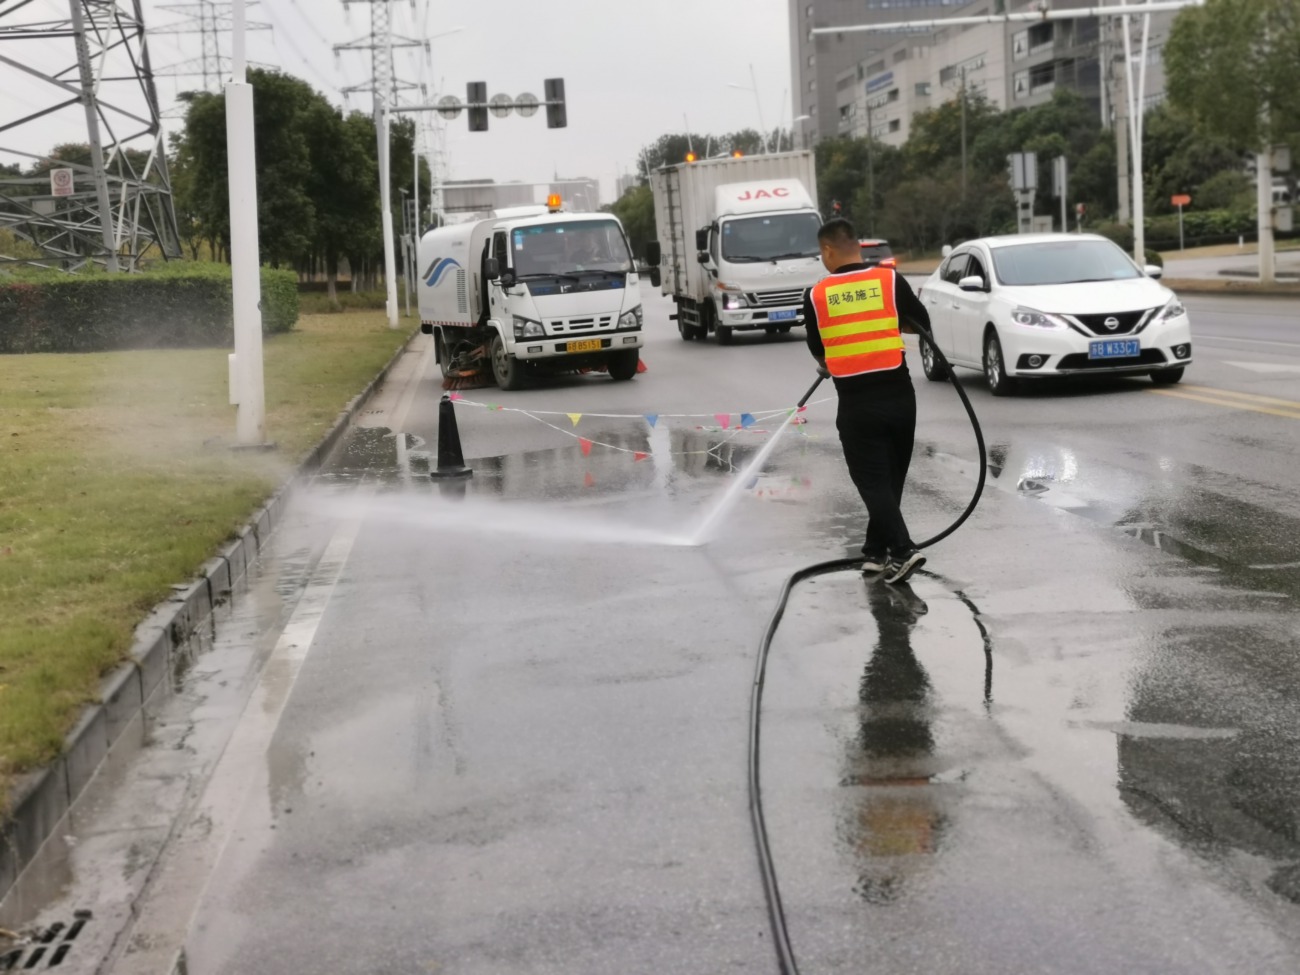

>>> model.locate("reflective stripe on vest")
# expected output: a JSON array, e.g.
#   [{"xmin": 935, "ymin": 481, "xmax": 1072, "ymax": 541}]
[{"xmin": 811, "ymin": 267, "xmax": 905, "ymax": 377}]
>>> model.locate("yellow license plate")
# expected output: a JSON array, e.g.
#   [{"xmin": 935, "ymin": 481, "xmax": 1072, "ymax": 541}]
[{"xmin": 567, "ymin": 339, "xmax": 602, "ymax": 353}]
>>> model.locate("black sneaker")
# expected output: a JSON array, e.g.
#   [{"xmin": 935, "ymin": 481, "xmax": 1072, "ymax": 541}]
[
  {"xmin": 884, "ymin": 549, "xmax": 926, "ymax": 585},
  {"xmin": 861, "ymin": 552, "xmax": 888, "ymax": 574}
]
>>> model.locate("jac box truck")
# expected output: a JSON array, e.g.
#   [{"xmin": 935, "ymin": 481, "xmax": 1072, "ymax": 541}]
[
  {"xmin": 647, "ymin": 151, "xmax": 822, "ymax": 344},
  {"xmin": 418, "ymin": 200, "xmax": 644, "ymax": 390}
]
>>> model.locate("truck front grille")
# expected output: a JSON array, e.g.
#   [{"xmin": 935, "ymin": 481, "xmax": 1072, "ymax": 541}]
[
  {"xmin": 749, "ymin": 289, "xmax": 806, "ymax": 307},
  {"xmin": 547, "ymin": 315, "xmax": 616, "ymax": 335}
]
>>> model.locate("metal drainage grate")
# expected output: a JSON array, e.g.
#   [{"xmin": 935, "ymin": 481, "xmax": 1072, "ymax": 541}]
[{"xmin": 0, "ymin": 911, "xmax": 92, "ymax": 971}]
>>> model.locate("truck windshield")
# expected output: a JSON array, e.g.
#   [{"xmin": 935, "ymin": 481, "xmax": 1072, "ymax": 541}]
[
  {"xmin": 511, "ymin": 220, "xmax": 633, "ymax": 277},
  {"xmin": 720, "ymin": 212, "xmax": 821, "ymax": 263}
]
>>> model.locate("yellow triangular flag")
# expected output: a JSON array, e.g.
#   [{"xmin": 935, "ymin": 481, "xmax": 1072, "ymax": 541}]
[{"xmin": 568, "ymin": 413, "xmax": 582, "ymax": 427}]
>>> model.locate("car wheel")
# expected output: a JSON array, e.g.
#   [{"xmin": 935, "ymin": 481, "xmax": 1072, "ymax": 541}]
[
  {"xmin": 678, "ymin": 317, "xmax": 694, "ymax": 341},
  {"xmin": 920, "ymin": 335, "xmax": 949, "ymax": 382},
  {"xmin": 1150, "ymin": 367, "xmax": 1184, "ymax": 385},
  {"xmin": 983, "ymin": 331, "xmax": 1017, "ymax": 396},
  {"xmin": 717, "ymin": 325, "xmax": 735, "ymax": 345},
  {"xmin": 435, "ymin": 330, "xmax": 452, "ymax": 378},
  {"xmin": 489, "ymin": 333, "xmax": 525, "ymax": 390},
  {"xmin": 607, "ymin": 349, "xmax": 639, "ymax": 381}
]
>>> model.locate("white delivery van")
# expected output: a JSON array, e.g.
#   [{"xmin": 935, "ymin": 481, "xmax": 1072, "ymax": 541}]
[
  {"xmin": 648, "ymin": 151, "xmax": 823, "ymax": 344},
  {"xmin": 418, "ymin": 200, "xmax": 644, "ymax": 390}
]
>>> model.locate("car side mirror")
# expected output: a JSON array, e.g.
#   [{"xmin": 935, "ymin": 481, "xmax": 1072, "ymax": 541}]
[
  {"xmin": 1144, "ymin": 264, "xmax": 1163, "ymax": 279},
  {"xmin": 695, "ymin": 228, "xmax": 709, "ymax": 250},
  {"xmin": 500, "ymin": 267, "xmax": 516, "ymax": 289},
  {"xmin": 697, "ymin": 251, "xmax": 710, "ymax": 265},
  {"xmin": 649, "ymin": 268, "xmax": 661, "ymax": 288},
  {"xmin": 484, "ymin": 257, "xmax": 500, "ymax": 280},
  {"xmin": 644, "ymin": 240, "xmax": 661, "ymax": 265},
  {"xmin": 958, "ymin": 274, "xmax": 987, "ymax": 292}
]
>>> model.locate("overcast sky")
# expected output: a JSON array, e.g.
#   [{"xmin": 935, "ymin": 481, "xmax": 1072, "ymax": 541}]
[{"xmin": 3, "ymin": 0, "xmax": 795, "ymax": 204}]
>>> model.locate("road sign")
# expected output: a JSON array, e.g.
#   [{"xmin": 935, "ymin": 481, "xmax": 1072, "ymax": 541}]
[
  {"xmin": 436, "ymin": 95, "xmax": 462, "ymax": 120},
  {"xmin": 489, "ymin": 93, "xmax": 513, "ymax": 118},
  {"xmin": 516, "ymin": 93, "xmax": 539, "ymax": 118},
  {"xmin": 1171, "ymin": 193, "xmax": 1191, "ymax": 207},
  {"xmin": 49, "ymin": 168, "xmax": 74, "ymax": 197}
]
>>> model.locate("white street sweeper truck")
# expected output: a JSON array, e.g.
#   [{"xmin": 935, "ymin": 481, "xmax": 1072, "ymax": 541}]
[{"xmin": 418, "ymin": 198, "xmax": 645, "ymax": 390}]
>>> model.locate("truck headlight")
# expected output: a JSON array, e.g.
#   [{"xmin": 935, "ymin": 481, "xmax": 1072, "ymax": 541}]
[
  {"xmin": 1010, "ymin": 306, "xmax": 1068, "ymax": 329},
  {"xmin": 618, "ymin": 306, "xmax": 643, "ymax": 330},
  {"xmin": 512, "ymin": 316, "xmax": 544, "ymax": 339}
]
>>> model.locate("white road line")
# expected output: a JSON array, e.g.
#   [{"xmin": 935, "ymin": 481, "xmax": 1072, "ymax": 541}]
[{"xmin": 107, "ymin": 517, "xmax": 363, "ymax": 975}]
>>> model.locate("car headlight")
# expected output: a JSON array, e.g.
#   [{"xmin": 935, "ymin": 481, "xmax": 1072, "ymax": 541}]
[
  {"xmin": 1156, "ymin": 296, "xmax": 1186, "ymax": 322},
  {"xmin": 512, "ymin": 316, "xmax": 544, "ymax": 339},
  {"xmin": 618, "ymin": 306, "xmax": 643, "ymax": 330},
  {"xmin": 1010, "ymin": 306, "xmax": 1068, "ymax": 329}
]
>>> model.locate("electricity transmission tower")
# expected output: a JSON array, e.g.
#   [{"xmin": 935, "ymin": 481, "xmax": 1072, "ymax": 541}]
[
  {"xmin": 152, "ymin": 1, "xmax": 271, "ymax": 94},
  {"xmin": 0, "ymin": 0, "xmax": 181, "ymax": 270},
  {"xmin": 333, "ymin": 0, "xmax": 426, "ymax": 116}
]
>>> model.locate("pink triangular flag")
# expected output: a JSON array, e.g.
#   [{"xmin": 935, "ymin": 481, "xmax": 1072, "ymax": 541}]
[
  {"xmin": 448, "ymin": 392, "xmax": 463, "ymax": 401},
  {"xmin": 714, "ymin": 413, "xmax": 731, "ymax": 429},
  {"xmin": 579, "ymin": 437, "xmax": 593, "ymax": 457},
  {"xmin": 633, "ymin": 451, "xmax": 648, "ymax": 462}
]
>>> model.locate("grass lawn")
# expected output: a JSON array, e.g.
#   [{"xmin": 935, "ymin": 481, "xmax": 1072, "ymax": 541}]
[{"xmin": 0, "ymin": 311, "xmax": 411, "ymax": 808}]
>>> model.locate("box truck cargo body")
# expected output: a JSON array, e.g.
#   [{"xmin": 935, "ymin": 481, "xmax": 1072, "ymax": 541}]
[
  {"xmin": 418, "ymin": 204, "xmax": 644, "ymax": 390},
  {"xmin": 648, "ymin": 151, "xmax": 823, "ymax": 344}
]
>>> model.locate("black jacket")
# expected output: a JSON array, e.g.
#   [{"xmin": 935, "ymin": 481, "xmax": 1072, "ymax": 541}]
[{"xmin": 803, "ymin": 263, "xmax": 931, "ymax": 393}]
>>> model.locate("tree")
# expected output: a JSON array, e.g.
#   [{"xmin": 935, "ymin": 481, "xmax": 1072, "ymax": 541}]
[
  {"xmin": 303, "ymin": 101, "xmax": 377, "ymax": 302},
  {"xmin": 607, "ymin": 184, "xmax": 655, "ymax": 259},
  {"xmin": 1165, "ymin": 0, "xmax": 1300, "ymax": 150}
]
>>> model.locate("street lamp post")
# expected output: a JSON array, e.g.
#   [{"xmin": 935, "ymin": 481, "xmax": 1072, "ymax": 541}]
[{"xmin": 226, "ymin": 0, "xmax": 266, "ymax": 446}]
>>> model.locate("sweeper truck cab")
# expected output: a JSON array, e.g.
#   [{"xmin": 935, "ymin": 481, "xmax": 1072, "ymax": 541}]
[
  {"xmin": 648, "ymin": 151, "xmax": 822, "ymax": 344},
  {"xmin": 418, "ymin": 199, "xmax": 644, "ymax": 390}
]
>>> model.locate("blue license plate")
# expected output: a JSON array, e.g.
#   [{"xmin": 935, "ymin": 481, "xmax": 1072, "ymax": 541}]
[
  {"xmin": 769, "ymin": 309, "xmax": 798, "ymax": 321},
  {"xmin": 1088, "ymin": 339, "xmax": 1140, "ymax": 359}
]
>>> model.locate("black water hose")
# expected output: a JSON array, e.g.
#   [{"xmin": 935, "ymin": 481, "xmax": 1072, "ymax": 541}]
[{"xmin": 749, "ymin": 329, "xmax": 985, "ymax": 975}]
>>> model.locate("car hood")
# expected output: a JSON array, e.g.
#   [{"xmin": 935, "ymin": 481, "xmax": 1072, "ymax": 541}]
[{"xmin": 998, "ymin": 276, "xmax": 1172, "ymax": 314}]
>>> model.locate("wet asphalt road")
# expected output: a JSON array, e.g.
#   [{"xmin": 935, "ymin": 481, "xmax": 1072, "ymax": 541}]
[{"xmin": 12, "ymin": 285, "xmax": 1300, "ymax": 974}]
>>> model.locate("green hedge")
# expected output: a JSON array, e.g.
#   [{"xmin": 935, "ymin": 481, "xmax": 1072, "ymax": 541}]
[{"xmin": 0, "ymin": 264, "xmax": 298, "ymax": 354}]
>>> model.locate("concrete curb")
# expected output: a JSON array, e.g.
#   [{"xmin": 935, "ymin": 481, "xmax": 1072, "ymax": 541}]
[{"xmin": 0, "ymin": 328, "xmax": 420, "ymax": 907}]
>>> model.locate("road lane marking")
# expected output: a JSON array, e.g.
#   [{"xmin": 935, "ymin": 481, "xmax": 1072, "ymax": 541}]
[
  {"xmin": 1223, "ymin": 360, "xmax": 1300, "ymax": 375},
  {"xmin": 107, "ymin": 514, "xmax": 364, "ymax": 975},
  {"xmin": 1148, "ymin": 387, "xmax": 1300, "ymax": 420},
  {"xmin": 1178, "ymin": 383, "xmax": 1300, "ymax": 408}
]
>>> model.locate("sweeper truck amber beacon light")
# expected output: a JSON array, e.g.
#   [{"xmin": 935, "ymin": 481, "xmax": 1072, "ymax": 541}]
[{"xmin": 547, "ymin": 194, "xmax": 562, "ymax": 211}]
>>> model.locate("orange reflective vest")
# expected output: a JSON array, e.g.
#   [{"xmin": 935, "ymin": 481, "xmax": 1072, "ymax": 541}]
[{"xmin": 810, "ymin": 267, "xmax": 905, "ymax": 378}]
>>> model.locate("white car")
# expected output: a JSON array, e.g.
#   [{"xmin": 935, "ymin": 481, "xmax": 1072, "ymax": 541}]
[{"xmin": 917, "ymin": 233, "xmax": 1192, "ymax": 395}]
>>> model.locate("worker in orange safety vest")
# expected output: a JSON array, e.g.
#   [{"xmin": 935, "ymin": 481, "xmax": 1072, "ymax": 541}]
[{"xmin": 802, "ymin": 217, "xmax": 934, "ymax": 585}]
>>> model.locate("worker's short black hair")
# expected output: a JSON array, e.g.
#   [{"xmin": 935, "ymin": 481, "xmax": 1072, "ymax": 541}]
[{"xmin": 817, "ymin": 217, "xmax": 857, "ymax": 247}]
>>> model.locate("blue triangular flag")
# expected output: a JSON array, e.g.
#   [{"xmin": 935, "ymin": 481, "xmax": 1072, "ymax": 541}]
[
  {"xmin": 644, "ymin": 413, "xmax": 658, "ymax": 428},
  {"xmin": 740, "ymin": 412, "xmax": 756, "ymax": 428}
]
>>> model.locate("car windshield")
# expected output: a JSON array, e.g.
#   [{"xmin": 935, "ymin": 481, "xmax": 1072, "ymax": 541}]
[
  {"xmin": 511, "ymin": 220, "xmax": 633, "ymax": 277},
  {"xmin": 991, "ymin": 239, "xmax": 1142, "ymax": 286},
  {"xmin": 860, "ymin": 243, "xmax": 892, "ymax": 261},
  {"xmin": 720, "ymin": 212, "xmax": 821, "ymax": 262}
]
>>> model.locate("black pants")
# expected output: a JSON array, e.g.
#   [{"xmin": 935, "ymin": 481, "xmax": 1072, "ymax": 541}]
[{"xmin": 835, "ymin": 382, "xmax": 916, "ymax": 557}]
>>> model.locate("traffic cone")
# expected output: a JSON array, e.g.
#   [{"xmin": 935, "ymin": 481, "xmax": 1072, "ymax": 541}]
[{"xmin": 430, "ymin": 394, "xmax": 472, "ymax": 479}]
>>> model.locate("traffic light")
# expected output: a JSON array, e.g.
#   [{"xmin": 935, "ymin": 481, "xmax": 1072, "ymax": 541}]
[
  {"xmin": 467, "ymin": 81, "xmax": 487, "ymax": 132},
  {"xmin": 544, "ymin": 77, "xmax": 566, "ymax": 129}
]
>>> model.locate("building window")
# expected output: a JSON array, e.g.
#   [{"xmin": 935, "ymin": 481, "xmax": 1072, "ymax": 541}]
[
  {"xmin": 1028, "ymin": 22, "xmax": 1053, "ymax": 52},
  {"xmin": 915, "ymin": 82, "xmax": 931, "ymax": 96},
  {"xmin": 1029, "ymin": 61, "xmax": 1056, "ymax": 93},
  {"xmin": 889, "ymin": 119, "xmax": 901, "ymax": 133},
  {"xmin": 1013, "ymin": 29, "xmax": 1028, "ymax": 61},
  {"xmin": 867, "ymin": 59, "xmax": 886, "ymax": 75},
  {"xmin": 887, "ymin": 88, "xmax": 900, "ymax": 102},
  {"xmin": 894, "ymin": 48, "xmax": 909, "ymax": 63},
  {"xmin": 1013, "ymin": 69, "xmax": 1029, "ymax": 100}
]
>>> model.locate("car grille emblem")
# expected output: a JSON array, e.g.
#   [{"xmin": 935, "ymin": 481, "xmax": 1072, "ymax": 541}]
[{"xmin": 1103, "ymin": 316, "xmax": 1120, "ymax": 330}]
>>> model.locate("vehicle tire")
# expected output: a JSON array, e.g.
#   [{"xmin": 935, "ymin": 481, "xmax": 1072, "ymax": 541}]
[
  {"xmin": 920, "ymin": 336, "xmax": 949, "ymax": 382},
  {"xmin": 1150, "ymin": 367, "xmax": 1184, "ymax": 385},
  {"xmin": 607, "ymin": 348, "xmax": 639, "ymax": 381},
  {"xmin": 983, "ymin": 331, "xmax": 1017, "ymax": 396},
  {"xmin": 435, "ymin": 330, "xmax": 453, "ymax": 379},
  {"xmin": 717, "ymin": 325, "xmax": 735, "ymax": 345},
  {"xmin": 678, "ymin": 318, "xmax": 694, "ymax": 341},
  {"xmin": 489, "ymin": 333, "xmax": 525, "ymax": 390}
]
